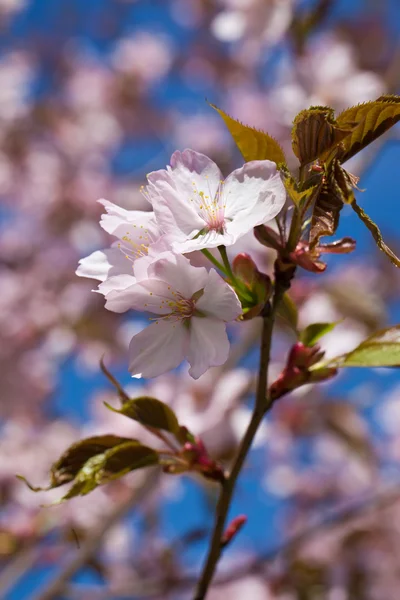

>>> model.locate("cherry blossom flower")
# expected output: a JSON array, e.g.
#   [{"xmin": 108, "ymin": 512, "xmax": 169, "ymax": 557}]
[
  {"xmin": 76, "ymin": 199, "xmax": 167, "ymax": 290},
  {"xmin": 145, "ymin": 148, "xmax": 286, "ymax": 253},
  {"xmin": 103, "ymin": 252, "xmax": 242, "ymax": 379}
]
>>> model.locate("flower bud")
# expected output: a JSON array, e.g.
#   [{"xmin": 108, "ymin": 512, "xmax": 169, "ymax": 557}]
[
  {"xmin": 221, "ymin": 514, "xmax": 247, "ymax": 548},
  {"xmin": 232, "ymin": 253, "xmax": 259, "ymax": 285},
  {"xmin": 270, "ymin": 341, "xmax": 337, "ymax": 401},
  {"xmin": 232, "ymin": 253, "xmax": 272, "ymax": 319},
  {"xmin": 253, "ymin": 225, "xmax": 282, "ymax": 250}
]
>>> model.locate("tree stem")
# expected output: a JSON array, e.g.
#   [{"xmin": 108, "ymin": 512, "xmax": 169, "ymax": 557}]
[{"xmin": 193, "ymin": 280, "xmax": 285, "ymax": 600}]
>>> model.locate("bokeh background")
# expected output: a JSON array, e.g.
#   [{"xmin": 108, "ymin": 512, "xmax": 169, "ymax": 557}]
[{"xmin": 1, "ymin": 0, "xmax": 400, "ymax": 599}]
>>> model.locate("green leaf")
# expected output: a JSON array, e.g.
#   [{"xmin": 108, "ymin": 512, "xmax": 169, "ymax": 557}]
[
  {"xmin": 210, "ymin": 103, "xmax": 287, "ymax": 165},
  {"xmin": 50, "ymin": 435, "xmax": 133, "ymax": 488},
  {"xmin": 333, "ymin": 325, "xmax": 400, "ymax": 367},
  {"xmin": 105, "ymin": 396, "xmax": 180, "ymax": 436},
  {"xmin": 55, "ymin": 442, "xmax": 159, "ymax": 504},
  {"xmin": 300, "ymin": 322, "xmax": 338, "ymax": 347},
  {"xmin": 292, "ymin": 106, "xmax": 353, "ymax": 165},
  {"xmin": 336, "ymin": 95, "xmax": 400, "ymax": 163},
  {"xmin": 17, "ymin": 435, "xmax": 133, "ymax": 492},
  {"xmin": 277, "ymin": 292, "xmax": 298, "ymax": 332},
  {"xmin": 96, "ymin": 442, "xmax": 159, "ymax": 484},
  {"xmin": 59, "ymin": 454, "xmax": 105, "ymax": 501},
  {"xmin": 351, "ymin": 199, "xmax": 400, "ymax": 267}
]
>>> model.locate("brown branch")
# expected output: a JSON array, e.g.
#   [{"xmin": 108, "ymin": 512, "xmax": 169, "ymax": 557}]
[{"xmin": 193, "ymin": 271, "xmax": 290, "ymax": 600}]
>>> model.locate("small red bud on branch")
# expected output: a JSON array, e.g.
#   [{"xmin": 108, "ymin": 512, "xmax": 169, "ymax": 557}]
[{"xmin": 221, "ymin": 514, "xmax": 247, "ymax": 548}]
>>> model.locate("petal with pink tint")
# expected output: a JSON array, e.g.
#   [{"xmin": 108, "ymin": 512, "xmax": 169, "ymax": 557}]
[
  {"xmin": 187, "ymin": 317, "xmax": 230, "ymax": 379},
  {"xmin": 99, "ymin": 274, "xmax": 137, "ymax": 303},
  {"xmin": 129, "ymin": 320, "xmax": 188, "ymax": 378},
  {"xmin": 146, "ymin": 171, "xmax": 205, "ymax": 241},
  {"xmin": 103, "ymin": 278, "xmax": 173, "ymax": 314},
  {"xmin": 223, "ymin": 160, "xmax": 286, "ymax": 232},
  {"xmin": 146, "ymin": 149, "xmax": 222, "ymax": 240},
  {"xmin": 146, "ymin": 151, "xmax": 285, "ymax": 253},
  {"xmin": 197, "ymin": 268, "xmax": 242, "ymax": 321},
  {"xmin": 149, "ymin": 252, "xmax": 208, "ymax": 298},
  {"xmin": 98, "ymin": 199, "xmax": 164, "ymax": 263},
  {"xmin": 76, "ymin": 247, "xmax": 128, "ymax": 282}
]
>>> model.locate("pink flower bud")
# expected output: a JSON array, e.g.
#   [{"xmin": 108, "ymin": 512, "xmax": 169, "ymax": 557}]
[
  {"xmin": 221, "ymin": 514, "xmax": 247, "ymax": 548},
  {"xmin": 270, "ymin": 341, "xmax": 337, "ymax": 401}
]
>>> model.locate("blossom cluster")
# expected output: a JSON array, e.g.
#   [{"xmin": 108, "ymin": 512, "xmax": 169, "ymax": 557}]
[{"xmin": 77, "ymin": 149, "xmax": 286, "ymax": 378}]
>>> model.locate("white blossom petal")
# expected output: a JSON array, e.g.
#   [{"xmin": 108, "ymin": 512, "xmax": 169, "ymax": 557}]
[
  {"xmin": 148, "ymin": 252, "xmax": 208, "ymax": 298},
  {"xmin": 170, "ymin": 229, "xmax": 234, "ymax": 253},
  {"xmin": 223, "ymin": 160, "xmax": 286, "ymax": 234},
  {"xmin": 146, "ymin": 151, "xmax": 285, "ymax": 253},
  {"xmin": 99, "ymin": 199, "xmax": 153, "ymax": 235},
  {"xmin": 146, "ymin": 172, "xmax": 205, "ymax": 240},
  {"xmin": 76, "ymin": 247, "xmax": 128, "ymax": 282},
  {"xmin": 98, "ymin": 199, "xmax": 164, "ymax": 263},
  {"xmin": 129, "ymin": 320, "xmax": 188, "ymax": 378},
  {"xmin": 99, "ymin": 275, "xmax": 137, "ymax": 305},
  {"xmin": 197, "ymin": 268, "xmax": 242, "ymax": 321},
  {"xmin": 187, "ymin": 317, "xmax": 230, "ymax": 379},
  {"xmin": 146, "ymin": 149, "xmax": 222, "ymax": 241},
  {"xmin": 105, "ymin": 279, "xmax": 180, "ymax": 315}
]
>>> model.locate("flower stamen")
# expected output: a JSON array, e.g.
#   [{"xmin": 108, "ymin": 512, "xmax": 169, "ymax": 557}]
[{"xmin": 189, "ymin": 179, "xmax": 227, "ymax": 234}]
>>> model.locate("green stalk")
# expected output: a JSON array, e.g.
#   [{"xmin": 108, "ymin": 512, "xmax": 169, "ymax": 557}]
[{"xmin": 201, "ymin": 249, "xmax": 228, "ymax": 274}]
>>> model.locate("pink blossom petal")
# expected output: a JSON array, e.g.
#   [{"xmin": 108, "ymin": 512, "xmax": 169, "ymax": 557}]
[
  {"xmin": 103, "ymin": 278, "xmax": 178, "ymax": 314},
  {"xmin": 149, "ymin": 252, "xmax": 208, "ymax": 298},
  {"xmin": 129, "ymin": 320, "xmax": 188, "ymax": 378},
  {"xmin": 146, "ymin": 149, "xmax": 222, "ymax": 241},
  {"xmin": 99, "ymin": 199, "xmax": 153, "ymax": 234},
  {"xmin": 223, "ymin": 160, "xmax": 286, "ymax": 236},
  {"xmin": 99, "ymin": 200, "xmax": 162, "ymax": 262},
  {"xmin": 170, "ymin": 229, "xmax": 234, "ymax": 253},
  {"xmin": 187, "ymin": 317, "xmax": 230, "ymax": 378},
  {"xmin": 169, "ymin": 149, "xmax": 222, "ymax": 202},
  {"xmin": 146, "ymin": 171, "xmax": 205, "ymax": 240},
  {"xmin": 197, "ymin": 268, "xmax": 242, "ymax": 321},
  {"xmin": 99, "ymin": 274, "xmax": 137, "ymax": 303},
  {"xmin": 76, "ymin": 247, "xmax": 128, "ymax": 282}
]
